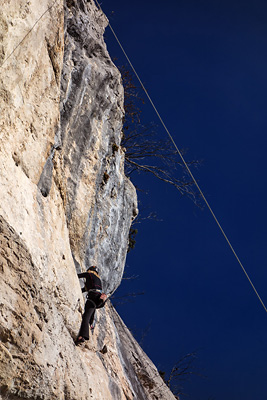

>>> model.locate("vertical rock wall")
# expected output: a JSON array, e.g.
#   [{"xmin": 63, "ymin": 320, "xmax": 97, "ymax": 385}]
[
  {"xmin": 0, "ymin": 0, "xmax": 176, "ymax": 399},
  {"xmin": 56, "ymin": 0, "xmax": 138, "ymax": 293}
]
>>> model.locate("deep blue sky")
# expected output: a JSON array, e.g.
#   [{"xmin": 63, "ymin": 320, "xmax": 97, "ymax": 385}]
[{"xmin": 100, "ymin": 1, "xmax": 267, "ymax": 398}]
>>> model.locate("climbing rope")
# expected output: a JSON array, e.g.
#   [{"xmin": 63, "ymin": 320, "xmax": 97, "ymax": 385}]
[
  {"xmin": 0, "ymin": 0, "xmax": 59, "ymax": 69},
  {"xmin": 1, "ymin": 0, "xmax": 266, "ymax": 313},
  {"xmin": 95, "ymin": 0, "xmax": 267, "ymax": 314}
]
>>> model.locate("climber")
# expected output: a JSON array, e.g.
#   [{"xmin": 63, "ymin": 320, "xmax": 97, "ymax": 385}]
[{"xmin": 75, "ymin": 266, "xmax": 107, "ymax": 345}]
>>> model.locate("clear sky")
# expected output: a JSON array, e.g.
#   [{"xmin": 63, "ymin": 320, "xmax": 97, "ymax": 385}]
[{"xmin": 100, "ymin": 1, "xmax": 267, "ymax": 398}]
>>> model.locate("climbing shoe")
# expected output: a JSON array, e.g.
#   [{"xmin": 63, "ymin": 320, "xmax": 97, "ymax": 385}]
[{"xmin": 75, "ymin": 337, "xmax": 86, "ymax": 346}]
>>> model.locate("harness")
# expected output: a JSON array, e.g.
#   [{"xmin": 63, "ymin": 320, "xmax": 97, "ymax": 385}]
[{"xmin": 86, "ymin": 289, "xmax": 104, "ymax": 309}]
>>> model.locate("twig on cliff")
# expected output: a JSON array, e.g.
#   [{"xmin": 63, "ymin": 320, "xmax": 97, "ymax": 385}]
[
  {"xmin": 160, "ymin": 351, "xmax": 206, "ymax": 398},
  {"xmin": 122, "ymin": 275, "xmax": 139, "ymax": 280},
  {"xmin": 126, "ymin": 159, "xmax": 196, "ymax": 197},
  {"xmin": 119, "ymin": 67, "xmax": 202, "ymax": 205},
  {"xmin": 111, "ymin": 291, "xmax": 145, "ymax": 306}
]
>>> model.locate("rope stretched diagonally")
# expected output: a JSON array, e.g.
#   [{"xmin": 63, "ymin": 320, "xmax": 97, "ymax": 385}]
[
  {"xmin": 95, "ymin": 0, "xmax": 267, "ymax": 314},
  {"xmin": 0, "ymin": 0, "xmax": 59, "ymax": 69},
  {"xmin": 1, "ymin": 0, "xmax": 266, "ymax": 314}
]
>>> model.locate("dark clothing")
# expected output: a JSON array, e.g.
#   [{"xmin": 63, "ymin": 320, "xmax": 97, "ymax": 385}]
[
  {"xmin": 78, "ymin": 270, "xmax": 102, "ymax": 292},
  {"xmin": 78, "ymin": 270, "xmax": 106, "ymax": 340},
  {"xmin": 79, "ymin": 291, "xmax": 105, "ymax": 340}
]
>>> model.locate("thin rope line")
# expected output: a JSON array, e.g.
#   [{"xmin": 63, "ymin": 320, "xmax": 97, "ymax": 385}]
[
  {"xmin": 0, "ymin": 0, "xmax": 59, "ymax": 69},
  {"xmin": 95, "ymin": 0, "xmax": 267, "ymax": 313}
]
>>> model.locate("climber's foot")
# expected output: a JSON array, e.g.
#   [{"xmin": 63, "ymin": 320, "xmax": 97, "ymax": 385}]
[{"xmin": 75, "ymin": 336, "xmax": 86, "ymax": 346}]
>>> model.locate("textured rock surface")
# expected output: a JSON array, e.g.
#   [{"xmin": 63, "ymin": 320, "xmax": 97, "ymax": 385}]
[
  {"xmin": 0, "ymin": 215, "xmax": 175, "ymax": 399},
  {"xmin": 0, "ymin": 0, "xmax": 175, "ymax": 399},
  {"xmin": 56, "ymin": 0, "xmax": 138, "ymax": 293}
]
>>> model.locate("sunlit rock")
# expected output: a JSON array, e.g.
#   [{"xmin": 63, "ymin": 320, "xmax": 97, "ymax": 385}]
[{"xmin": 0, "ymin": 1, "xmax": 175, "ymax": 399}]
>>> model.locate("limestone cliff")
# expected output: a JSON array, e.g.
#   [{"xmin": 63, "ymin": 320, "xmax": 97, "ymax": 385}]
[{"xmin": 0, "ymin": 1, "xmax": 175, "ymax": 399}]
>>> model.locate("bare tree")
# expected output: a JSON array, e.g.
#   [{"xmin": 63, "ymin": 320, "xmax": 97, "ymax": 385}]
[
  {"xmin": 111, "ymin": 291, "xmax": 145, "ymax": 307},
  {"xmin": 120, "ymin": 66, "xmax": 202, "ymax": 204},
  {"xmin": 159, "ymin": 351, "xmax": 205, "ymax": 398}
]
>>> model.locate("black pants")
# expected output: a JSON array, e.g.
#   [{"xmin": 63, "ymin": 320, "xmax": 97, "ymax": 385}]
[{"xmin": 79, "ymin": 292, "xmax": 103, "ymax": 340}]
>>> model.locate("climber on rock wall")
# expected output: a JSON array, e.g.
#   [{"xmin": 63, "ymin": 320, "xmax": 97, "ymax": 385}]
[{"xmin": 75, "ymin": 266, "xmax": 107, "ymax": 345}]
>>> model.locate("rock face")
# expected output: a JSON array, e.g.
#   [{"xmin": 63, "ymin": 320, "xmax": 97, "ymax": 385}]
[
  {"xmin": 57, "ymin": 0, "xmax": 138, "ymax": 293},
  {"xmin": 0, "ymin": 0, "xmax": 175, "ymax": 399}
]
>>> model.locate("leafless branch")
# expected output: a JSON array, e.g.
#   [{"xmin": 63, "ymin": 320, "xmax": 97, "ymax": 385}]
[
  {"xmin": 111, "ymin": 291, "xmax": 145, "ymax": 306},
  {"xmin": 163, "ymin": 351, "xmax": 206, "ymax": 397},
  {"xmin": 119, "ymin": 66, "xmax": 202, "ymax": 206},
  {"xmin": 122, "ymin": 275, "xmax": 139, "ymax": 280}
]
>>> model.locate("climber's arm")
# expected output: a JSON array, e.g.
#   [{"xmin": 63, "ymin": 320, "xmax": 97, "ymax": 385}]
[{"xmin": 78, "ymin": 272, "xmax": 88, "ymax": 279}]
